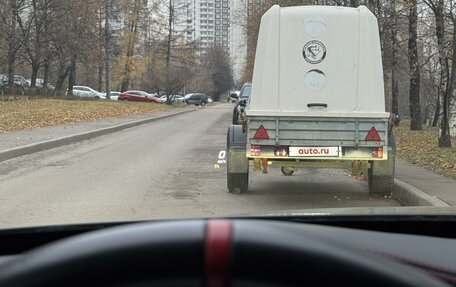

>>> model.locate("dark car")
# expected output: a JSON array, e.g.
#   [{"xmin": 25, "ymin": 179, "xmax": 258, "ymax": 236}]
[
  {"xmin": 237, "ymin": 83, "xmax": 252, "ymax": 103},
  {"xmin": 185, "ymin": 93, "xmax": 209, "ymax": 106},
  {"xmin": 118, "ymin": 91, "xmax": 160, "ymax": 103}
]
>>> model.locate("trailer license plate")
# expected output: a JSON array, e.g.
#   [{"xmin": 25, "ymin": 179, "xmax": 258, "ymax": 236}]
[{"xmin": 289, "ymin": 147, "xmax": 340, "ymax": 157}]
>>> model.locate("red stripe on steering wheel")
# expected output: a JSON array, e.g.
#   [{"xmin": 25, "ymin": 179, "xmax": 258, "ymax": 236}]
[{"xmin": 204, "ymin": 219, "xmax": 233, "ymax": 287}]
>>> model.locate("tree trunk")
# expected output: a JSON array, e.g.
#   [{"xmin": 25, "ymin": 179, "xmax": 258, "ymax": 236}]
[
  {"xmin": 367, "ymin": 0, "xmax": 376, "ymax": 14},
  {"xmin": 98, "ymin": 64, "xmax": 103, "ymax": 92},
  {"xmin": 120, "ymin": 1, "xmax": 140, "ymax": 92},
  {"xmin": 7, "ymin": 0, "xmax": 18, "ymax": 93},
  {"xmin": 432, "ymin": 86, "xmax": 440, "ymax": 127},
  {"xmin": 433, "ymin": 0, "xmax": 451, "ymax": 147},
  {"xmin": 439, "ymin": 94, "xmax": 452, "ymax": 147},
  {"xmin": 408, "ymin": 0, "xmax": 422, "ymax": 130},
  {"xmin": 7, "ymin": 51, "xmax": 15, "ymax": 92},
  {"xmin": 30, "ymin": 64, "xmax": 39, "ymax": 96},
  {"xmin": 166, "ymin": 0, "xmax": 173, "ymax": 67},
  {"xmin": 97, "ymin": 9, "xmax": 103, "ymax": 93},
  {"xmin": 105, "ymin": 0, "xmax": 111, "ymax": 99},
  {"xmin": 68, "ymin": 55, "xmax": 77, "ymax": 96},
  {"xmin": 43, "ymin": 61, "xmax": 50, "ymax": 96},
  {"xmin": 439, "ymin": 18, "xmax": 456, "ymax": 147},
  {"xmin": 391, "ymin": 0, "xmax": 399, "ymax": 116},
  {"xmin": 42, "ymin": 0, "xmax": 51, "ymax": 96},
  {"xmin": 55, "ymin": 66, "xmax": 69, "ymax": 97}
]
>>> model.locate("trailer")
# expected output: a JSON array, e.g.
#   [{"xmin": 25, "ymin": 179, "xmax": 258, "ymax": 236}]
[{"xmin": 227, "ymin": 5, "xmax": 395, "ymax": 195}]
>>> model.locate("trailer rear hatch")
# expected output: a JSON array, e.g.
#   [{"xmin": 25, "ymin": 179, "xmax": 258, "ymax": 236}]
[{"xmin": 247, "ymin": 115, "xmax": 389, "ymax": 160}]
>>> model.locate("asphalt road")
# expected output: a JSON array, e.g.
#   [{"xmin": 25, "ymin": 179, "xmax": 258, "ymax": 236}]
[{"xmin": 0, "ymin": 103, "xmax": 399, "ymax": 228}]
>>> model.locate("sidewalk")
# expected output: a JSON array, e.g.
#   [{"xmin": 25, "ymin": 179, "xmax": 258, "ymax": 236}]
[{"xmin": 395, "ymin": 158, "xmax": 456, "ymax": 206}]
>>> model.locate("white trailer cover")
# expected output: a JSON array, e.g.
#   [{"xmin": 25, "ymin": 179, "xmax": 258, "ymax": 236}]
[{"xmin": 247, "ymin": 5, "xmax": 389, "ymax": 118}]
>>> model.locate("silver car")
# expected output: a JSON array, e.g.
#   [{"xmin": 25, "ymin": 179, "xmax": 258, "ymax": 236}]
[
  {"xmin": 68, "ymin": 86, "xmax": 105, "ymax": 99},
  {"xmin": 101, "ymin": 91, "xmax": 120, "ymax": 100}
]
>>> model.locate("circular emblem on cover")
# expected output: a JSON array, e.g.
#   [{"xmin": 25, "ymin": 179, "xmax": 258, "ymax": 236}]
[{"xmin": 303, "ymin": 40, "xmax": 327, "ymax": 64}]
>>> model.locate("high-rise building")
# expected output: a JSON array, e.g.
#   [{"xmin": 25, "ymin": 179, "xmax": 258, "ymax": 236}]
[
  {"xmin": 175, "ymin": 0, "xmax": 246, "ymax": 80},
  {"xmin": 176, "ymin": 0, "xmax": 231, "ymax": 51}
]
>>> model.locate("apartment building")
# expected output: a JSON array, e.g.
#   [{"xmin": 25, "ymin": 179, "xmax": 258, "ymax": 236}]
[
  {"xmin": 178, "ymin": 0, "xmax": 231, "ymax": 50},
  {"xmin": 175, "ymin": 0, "xmax": 246, "ymax": 80}
]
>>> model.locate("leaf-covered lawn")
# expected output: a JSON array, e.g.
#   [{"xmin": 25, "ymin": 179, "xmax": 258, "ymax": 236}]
[
  {"xmin": 0, "ymin": 99, "xmax": 172, "ymax": 132},
  {"xmin": 395, "ymin": 120, "xmax": 456, "ymax": 179}
]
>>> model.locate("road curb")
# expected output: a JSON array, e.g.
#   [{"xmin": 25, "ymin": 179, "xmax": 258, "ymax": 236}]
[
  {"xmin": 392, "ymin": 178, "xmax": 449, "ymax": 207},
  {"xmin": 0, "ymin": 108, "xmax": 198, "ymax": 163}
]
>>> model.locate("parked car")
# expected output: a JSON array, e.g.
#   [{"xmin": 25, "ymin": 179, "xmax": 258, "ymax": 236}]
[
  {"xmin": 118, "ymin": 91, "xmax": 160, "ymax": 103},
  {"xmin": 26, "ymin": 78, "xmax": 55, "ymax": 90},
  {"xmin": 0, "ymin": 74, "xmax": 6, "ymax": 87},
  {"xmin": 228, "ymin": 91, "xmax": 240, "ymax": 103},
  {"xmin": 237, "ymin": 83, "xmax": 252, "ymax": 103},
  {"xmin": 14, "ymin": 75, "xmax": 28, "ymax": 87},
  {"xmin": 101, "ymin": 91, "xmax": 120, "ymax": 100},
  {"xmin": 184, "ymin": 93, "xmax": 209, "ymax": 106},
  {"xmin": 1, "ymin": 74, "xmax": 27, "ymax": 95},
  {"xmin": 2, "ymin": 75, "xmax": 28, "ymax": 87},
  {"xmin": 67, "ymin": 86, "xmax": 105, "ymax": 99},
  {"xmin": 158, "ymin": 95, "xmax": 184, "ymax": 103},
  {"xmin": 46, "ymin": 83, "xmax": 56, "ymax": 90}
]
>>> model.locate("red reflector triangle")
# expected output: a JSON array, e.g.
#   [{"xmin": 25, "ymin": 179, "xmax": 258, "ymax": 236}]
[
  {"xmin": 365, "ymin": 126, "xmax": 381, "ymax": 141},
  {"xmin": 254, "ymin": 124, "xmax": 269, "ymax": 139}
]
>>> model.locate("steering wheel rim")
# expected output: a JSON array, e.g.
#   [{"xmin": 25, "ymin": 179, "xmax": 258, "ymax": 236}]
[{"xmin": 0, "ymin": 219, "xmax": 450, "ymax": 287}]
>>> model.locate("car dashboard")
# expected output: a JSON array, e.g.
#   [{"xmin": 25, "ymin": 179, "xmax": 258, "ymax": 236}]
[{"xmin": 0, "ymin": 215, "xmax": 455, "ymax": 286}]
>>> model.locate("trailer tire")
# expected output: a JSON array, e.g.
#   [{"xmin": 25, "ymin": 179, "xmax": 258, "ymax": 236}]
[
  {"xmin": 368, "ymin": 133, "xmax": 396, "ymax": 196},
  {"xmin": 227, "ymin": 173, "xmax": 249, "ymax": 194},
  {"xmin": 227, "ymin": 125, "xmax": 249, "ymax": 193}
]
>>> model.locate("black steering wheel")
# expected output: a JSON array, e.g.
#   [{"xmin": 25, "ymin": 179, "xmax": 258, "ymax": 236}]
[{"xmin": 0, "ymin": 219, "xmax": 450, "ymax": 287}]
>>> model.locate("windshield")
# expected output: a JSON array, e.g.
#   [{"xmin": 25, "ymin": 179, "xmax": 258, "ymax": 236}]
[
  {"xmin": 0, "ymin": 1, "xmax": 455, "ymax": 229},
  {"xmin": 239, "ymin": 85, "xmax": 252, "ymax": 99}
]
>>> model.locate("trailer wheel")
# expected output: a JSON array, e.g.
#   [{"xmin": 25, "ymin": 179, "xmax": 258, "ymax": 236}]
[
  {"xmin": 227, "ymin": 125, "xmax": 249, "ymax": 193},
  {"xmin": 281, "ymin": 167, "xmax": 295, "ymax": 176},
  {"xmin": 227, "ymin": 173, "xmax": 249, "ymax": 194},
  {"xmin": 368, "ymin": 133, "xmax": 396, "ymax": 196}
]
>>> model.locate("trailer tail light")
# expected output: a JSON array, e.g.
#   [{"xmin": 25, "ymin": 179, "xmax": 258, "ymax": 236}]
[
  {"xmin": 365, "ymin": 126, "xmax": 381, "ymax": 141},
  {"xmin": 275, "ymin": 148, "xmax": 288, "ymax": 157},
  {"xmin": 251, "ymin": 145, "xmax": 261, "ymax": 156},
  {"xmin": 372, "ymin": 147, "xmax": 383, "ymax": 158},
  {"xmin": 253, "ymin": 124, "xmax": 270, "ymax": 139}
]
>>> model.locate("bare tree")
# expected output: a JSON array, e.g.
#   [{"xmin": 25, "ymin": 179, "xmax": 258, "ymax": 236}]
[
  {"xmin": 0, "ymin": 0, "xmax": 24, "ymax": 93},
  {"xmin": 205, "ymin": 46, "xmax": 234, "ymax": 100},
  {"xmin": 423, "ymin": 0, "xmax": 451, "ymax": 147},
  {"xmin": 391, "ymin": 0, "xmax": 400, "ymax": 119},
  {"xmin": 407, "ymin": 0, "xmax": 422, "ymax": 130}
]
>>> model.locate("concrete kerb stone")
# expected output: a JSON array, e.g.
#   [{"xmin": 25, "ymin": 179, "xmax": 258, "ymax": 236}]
[
  {"xmin": 392, "ymin": 178, "xmax": 450, "ymax": 207},
  {"xmin": 0, "ymin": 108, "xmax": 198, "ymax": 163}
]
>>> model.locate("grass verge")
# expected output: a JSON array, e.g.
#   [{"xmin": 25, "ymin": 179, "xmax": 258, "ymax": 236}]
[
  {"xmin": 395, "ymin": 120, "xmax": 456, "ymax": 179},
  {"xmin": 0, "ymin": 98, "xmax": 173, "ymax": 132}
]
